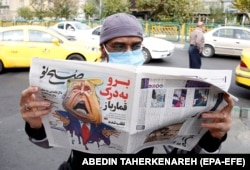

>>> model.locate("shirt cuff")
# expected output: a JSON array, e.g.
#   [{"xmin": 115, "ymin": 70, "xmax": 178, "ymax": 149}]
[
  {"xmin": 25, "ymin": 122, "xmax": 47, "ymax": 140},
  {"xmin": 198, "ymin": 131, "xmax": 227, "ymax": 152}
]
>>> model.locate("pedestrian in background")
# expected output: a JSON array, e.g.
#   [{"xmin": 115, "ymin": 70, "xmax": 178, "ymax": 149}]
[{"xmin": 188, "ymin": 21, "xmax": 205, "ymax": 69}]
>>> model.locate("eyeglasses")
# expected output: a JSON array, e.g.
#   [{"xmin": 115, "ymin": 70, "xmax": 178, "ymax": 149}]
[{"xmin": 104, "ymin": 42, "xmax": 142, "ymax": 53}]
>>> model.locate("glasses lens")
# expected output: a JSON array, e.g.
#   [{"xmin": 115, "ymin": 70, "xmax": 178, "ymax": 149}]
[
  {"xmin": 105, "ymin": 43, "xmax": 142, "ymax": 53},
  {"xmin": 107, "ymin": 43, "xmax": 125, "ymax": 52}
]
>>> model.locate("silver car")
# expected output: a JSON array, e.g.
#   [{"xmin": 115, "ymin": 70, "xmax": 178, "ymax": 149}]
[{"xmin": 202, "ymin": 26, "xmax": 250, "ymax": 58}]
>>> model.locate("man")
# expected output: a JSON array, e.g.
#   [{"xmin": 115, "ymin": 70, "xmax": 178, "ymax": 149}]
[
  {"xmin": 188, "ymin": 21, "xmax": 205, "ymax": 69},
  {"xmin": 19, "ymin": 13, "xmax": 233, "ymax": 169}
]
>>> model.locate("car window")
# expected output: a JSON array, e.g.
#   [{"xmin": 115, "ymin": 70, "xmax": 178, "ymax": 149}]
[
  {"xmin": 2, "ymin": 30, "xmax": 24, "ymax": 41},
  {"xmin": 29, "ymin": 30, "xmax": 54, "ymax": 42},
  {"xmin": 235, "ymin": 29, "xmax": 250, "ymax": 40},
  {"xmin": 57, "ymin": 23, "xmax": 64, "ymax": 30},
  {"xmin": 74, "ymin": 22, "xmax": 91, "ymax": 30},
  {"xmin": 213, "ymin": 28, "xmax": 234, "ymax": 38},
  {"xmin": 92, "ymin": 27, "xmax": 101, "ymax": 35},
  {"xmin": 66, "ymin": 24, "xmax": 74, "ymax": 31}
]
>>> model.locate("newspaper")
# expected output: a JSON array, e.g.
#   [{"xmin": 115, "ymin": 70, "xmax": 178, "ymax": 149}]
[{"xmin": 29, "ymin": 57, "xmax": 237, "ymax": 154}]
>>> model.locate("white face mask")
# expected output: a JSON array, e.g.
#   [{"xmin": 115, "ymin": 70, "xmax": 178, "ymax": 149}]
[{"xmin": 104, "ymin": 46, "xmax": 145, "ymax": 66}]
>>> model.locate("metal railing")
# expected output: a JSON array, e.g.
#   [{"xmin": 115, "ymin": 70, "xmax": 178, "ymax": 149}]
[{"xmin": 0, "ymin": 19, "xmax": 242, "ymax": 43}]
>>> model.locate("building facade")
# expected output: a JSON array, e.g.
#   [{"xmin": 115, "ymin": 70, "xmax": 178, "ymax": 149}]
[{"xmin": 0, "ymin": 0, "xmax": 30, "ymax": 20}]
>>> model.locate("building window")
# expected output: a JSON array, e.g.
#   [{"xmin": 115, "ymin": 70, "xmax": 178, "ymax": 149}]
[{"xmin": 19, "ymin": 0, "xmax": 24, "ymax": 7}]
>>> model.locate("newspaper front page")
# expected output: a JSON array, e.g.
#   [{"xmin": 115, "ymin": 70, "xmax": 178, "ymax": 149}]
[{"xmin": 29, "ymin": 57, "xmax": 236, "ymax": 154}]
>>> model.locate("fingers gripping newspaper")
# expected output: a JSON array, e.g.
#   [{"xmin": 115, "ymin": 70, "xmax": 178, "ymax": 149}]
[{"xmin": 29, "ymin": 58, "xmax": 237, "ymax": 154}]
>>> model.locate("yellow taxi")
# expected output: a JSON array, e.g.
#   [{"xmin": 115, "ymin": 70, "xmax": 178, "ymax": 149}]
[
  {"xmin": 235, "ymin": 48, "xmax": 250, "ymax": 89},
  {"xmin": 0, "ymin": 25, "xmax": 101, "ymax": 73}
]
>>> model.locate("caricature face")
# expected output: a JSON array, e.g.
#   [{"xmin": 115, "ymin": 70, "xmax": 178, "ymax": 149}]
[{"xmin": 63, "ymin": 79, "xmax": 103, "ymax": 125}]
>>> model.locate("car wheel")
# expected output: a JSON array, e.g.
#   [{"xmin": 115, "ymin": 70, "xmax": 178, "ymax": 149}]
[
  {"xmin": 142, "ymin": 48, "xmax": 151, "ymax": 64},
  {"xmin": 67, "ymin": 54, "xmax": 85, "ymax": 61},
  {"xmin": 0, "ymin": 61, "xmax": 4, "ymax": 73},
  {"xmin": 202, "ymin": 45, "xmax": 214, "ymax": 58}
]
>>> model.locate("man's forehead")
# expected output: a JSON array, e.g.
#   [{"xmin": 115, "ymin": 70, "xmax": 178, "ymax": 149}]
[{"xmin": 108, "ymin": 37, "xmax": 142, "ymax": 44}]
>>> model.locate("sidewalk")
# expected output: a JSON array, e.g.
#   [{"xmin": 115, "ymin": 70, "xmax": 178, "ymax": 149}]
[{"xmin": 221, "ymin": 107, "xmax": 250, "ymax": 153}]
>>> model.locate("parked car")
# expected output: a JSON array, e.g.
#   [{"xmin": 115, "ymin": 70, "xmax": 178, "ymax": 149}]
[
  {"xmin": 202, "ymin": 26, "xmax": 250, "ymax": 58},
  {"xmin": 141, "ymin": 35, "xmax": 175, "ymax": 63},
  {"xmin": 50, "ymin": 21, "xmax": 92, "ymax": 40},
  {"xmin": 53, "ymin": 23, "xmax": 175, "ymax": 63},
  {"xmin": 235, "ymin": 48, "xmax": 250, "ymax": 89},
  {"xmin": 0, "ymin": 25, "xmax": 100, "ymax": 73}
]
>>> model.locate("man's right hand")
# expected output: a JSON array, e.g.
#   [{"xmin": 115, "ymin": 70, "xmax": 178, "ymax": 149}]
[{"xmin": 19, "ymin": 86, "xmax": 51, "ymax": 129}]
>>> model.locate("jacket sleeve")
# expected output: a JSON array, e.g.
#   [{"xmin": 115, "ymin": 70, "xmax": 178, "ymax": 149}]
[
  {"xmin": 193, "ymin": 131, "xmax": 227, "ymax": 153},
  {"xmin": 25, "ymin": 122, "xmax": 51, "ymax": 148}
]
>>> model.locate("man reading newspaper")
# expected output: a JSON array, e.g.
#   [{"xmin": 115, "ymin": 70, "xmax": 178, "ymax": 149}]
[{"xmin": 19, "ymin": 13, "xmax": 234, "ymax": 169}]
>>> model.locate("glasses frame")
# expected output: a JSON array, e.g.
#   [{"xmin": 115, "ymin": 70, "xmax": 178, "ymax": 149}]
[{"xmin": 104, "ymin": 41, "xmax": 142, "ymax": 53}]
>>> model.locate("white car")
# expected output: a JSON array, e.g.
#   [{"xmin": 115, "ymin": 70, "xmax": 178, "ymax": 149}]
[
  {"xmin": 83, "ymin": 25, "xmax": 175, "ymax": 63},
  {"xmin": 50, "ymin": 21, "xmax": 91, "ymax": 39},
  {"xmin": 52, "ymin": 22, "xmax": 175, "ymax": 63},
  {"xmin": 141, "ymin": 35, "xmax": 175, "ymax": 63},
  {"xmin": 202, "ymin": 26, "xmax": 250, "ymax": 58}
]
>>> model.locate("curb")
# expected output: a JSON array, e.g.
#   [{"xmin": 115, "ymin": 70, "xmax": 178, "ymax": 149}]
[
  {"xmin": 174, "ymin": 43, "xmax": 185, "ymax": 49},
  {"xmin": 231, "ymin": 106, "xmax": 250, "ymax": 119}
]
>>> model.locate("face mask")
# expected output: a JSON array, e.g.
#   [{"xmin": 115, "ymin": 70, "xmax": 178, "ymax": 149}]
[{"xmin": 104, "ymin": 47, "xmax": 145, "ymax": 66}]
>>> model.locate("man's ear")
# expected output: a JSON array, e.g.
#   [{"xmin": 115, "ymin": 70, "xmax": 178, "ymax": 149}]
[{"xmin": 100, "ymin": 45, "xmax": 109, "ymax": 62}]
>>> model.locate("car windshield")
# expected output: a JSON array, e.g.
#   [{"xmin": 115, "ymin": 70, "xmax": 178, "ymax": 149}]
[
  {"xmin": 48, "ymin": 27, "xmax": 77, "ymax": 41},
  {"xmin": 73, "ymin": 22, "xmax": 91, "ymax": 30}
]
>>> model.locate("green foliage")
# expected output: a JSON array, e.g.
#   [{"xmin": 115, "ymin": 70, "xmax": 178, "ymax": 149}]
[
  {"xmin": 136, "ymin": 0, "xmax": 201, "ymax": 23},
  {"xmin": 12, "ymin": 0, "xmax": 250, "ymax": 25},
  {"xmin": 83, "ymin": 0, "xmax": 131, "ymax": 19},
  {"xmin": 48, "ymin": 0, "xmax": 77, "ymax": 19},
  {"xmin": 209, "ymin": 6, "xmax": 225, "ymax": 24},
  {"xmin": 30, "ymin": 0, "xmax": 48, "ymax": 20},
  {"xmin": 232, "ymin": 0, "xmax": 250, "ymax": 13},
  {"xmin": 83, "ymin": 0, "xmax": 98, "ymax": 19},
  {"xmin": 101, "ymin": 0, "xmax": 131, "ymax": 18},
  {"xmin": 29, "ymin": 0, "xmax": 77, "ymax": 20},
  {"xmin": 17, "ymin": 7, "xmax": 33, "ymax": 20}
]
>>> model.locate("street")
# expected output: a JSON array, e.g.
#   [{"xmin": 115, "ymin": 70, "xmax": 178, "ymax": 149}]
[{"xmin": 0, "ymin": 47, "xmax": 249, "ymax": 170}]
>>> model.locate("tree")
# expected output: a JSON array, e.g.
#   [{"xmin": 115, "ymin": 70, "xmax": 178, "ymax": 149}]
[
  {"xmin": 101, "ymin": 0, "xmax": 131, "ymax": 18},
  {"xmin": 231, "ymin": 0, "xmax": 250, "ymax": 25},
  {"xmin": 209, "ymin": 6, "xmax": 225, "ymax": 24},
  {"xmin": 48, "ymin": 0, "xmax": 78, "ymax": 20},
  {"xmin": 17, "ymin": 7, "xmax": 33, "ymax": 20},
  {"xmin": 83, "ymin": 0, "xmax": 131, "ymax": 19},
  {"xmin": 136, "ymin": 0, "xmax": 201, "ymax": 22},
  {"xmin": 30, "ymin": 0, "xmax": 78, "ymax": 20},
  {"xmin": 232, "ymin": 0, "xmax": 250, "ymax": 13},
  {"xmin": 83, "ymin": 0, "xmax": 98, "ymax": 20},
  {"xmin": 30, "ymin": 0, "xmax": 49, "ymax": 20}
]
